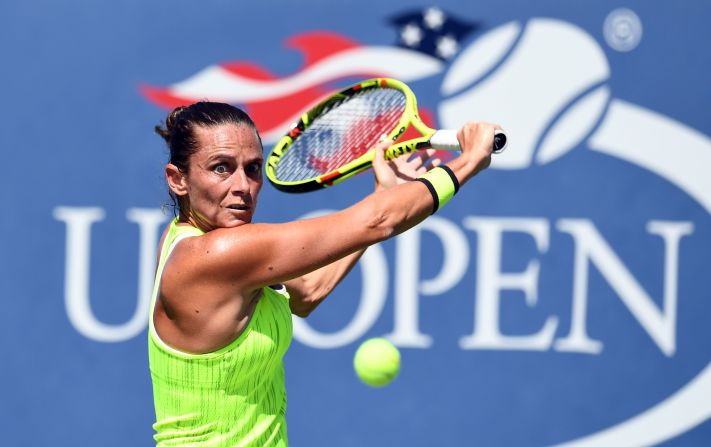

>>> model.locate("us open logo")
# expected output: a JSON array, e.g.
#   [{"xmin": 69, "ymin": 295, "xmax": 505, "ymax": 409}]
[
  {"xmin": 54, "ymin": 9, "xmax": 710, "ymax": 446},
  {"xmin": 424, "ymin": 15, "xmax": 711, "ymax": 447}
]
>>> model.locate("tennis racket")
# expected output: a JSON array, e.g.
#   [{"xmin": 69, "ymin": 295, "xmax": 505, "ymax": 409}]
[{"xmin": 266, "ymin": 77, "xmax": 506, "ymax": 193}]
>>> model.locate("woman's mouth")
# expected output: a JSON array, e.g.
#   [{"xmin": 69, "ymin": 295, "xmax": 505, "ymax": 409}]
[{"xmin": 226, "ymin": 204, "xmax": 250, "ymax": 212}]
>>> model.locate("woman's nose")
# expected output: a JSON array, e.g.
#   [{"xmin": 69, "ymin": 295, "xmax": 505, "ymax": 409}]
[{"xmin": 230, "ymin": 169, "xmax": 250, "ymax": 193}]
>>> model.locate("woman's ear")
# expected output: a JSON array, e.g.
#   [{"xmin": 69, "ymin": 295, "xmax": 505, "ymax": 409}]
[{"xmin": 165, "ymin": 164, "xmax": 188, "ymax": 197}]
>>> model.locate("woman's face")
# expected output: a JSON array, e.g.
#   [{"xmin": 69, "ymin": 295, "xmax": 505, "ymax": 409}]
[{"xmin": 175, "ymin": 123, "xmax": 264, "ymax": 230}]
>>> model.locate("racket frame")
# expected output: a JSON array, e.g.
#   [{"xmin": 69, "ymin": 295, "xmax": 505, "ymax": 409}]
[{"xmin": 266, "ymin": 78, "xmax": 437, "ymax": 193}]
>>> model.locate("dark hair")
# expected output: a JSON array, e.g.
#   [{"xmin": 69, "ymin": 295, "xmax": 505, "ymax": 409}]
[{"xmin": 154, "ymin": 101, "xmax": 262, "ymax": 215}]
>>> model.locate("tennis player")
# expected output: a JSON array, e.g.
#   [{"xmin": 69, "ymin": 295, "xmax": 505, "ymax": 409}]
[{"xmin": 148, "ymin": 101, "xmax": 497, "ymax": 446}]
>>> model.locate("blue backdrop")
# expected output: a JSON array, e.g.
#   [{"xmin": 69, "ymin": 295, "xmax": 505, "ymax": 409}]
[{"xmin": 2, "ymin": 1, "xmax": 710, "ymax": 446}]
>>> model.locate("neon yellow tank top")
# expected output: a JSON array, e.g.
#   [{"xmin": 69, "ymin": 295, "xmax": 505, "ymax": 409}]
[{"xmin": 148, "ymin": 219, "xmax": 293, "ymax": 446}]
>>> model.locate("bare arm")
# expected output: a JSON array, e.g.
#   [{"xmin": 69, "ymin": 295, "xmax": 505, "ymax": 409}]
[
  {"xmin": 283, "ymin": 249, "xmax": 365, "ymax": 317},
  {"xmin": 192, "ymin": 122, "xmax": 496, "ymax": 293},
  {"xmin": 283, "ymin": 139, "xmax": 447, "ymax": 317}
]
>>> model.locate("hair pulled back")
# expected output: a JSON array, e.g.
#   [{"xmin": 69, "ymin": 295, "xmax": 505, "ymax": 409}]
[{"xmin": 155, "ymin": 101, "xmax": 262, "ymax": 214}]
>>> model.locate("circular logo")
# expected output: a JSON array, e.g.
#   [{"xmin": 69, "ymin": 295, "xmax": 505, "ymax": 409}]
[{"xmin": 603, "ymin": 8, "xmax": 643, "ymax": 52}]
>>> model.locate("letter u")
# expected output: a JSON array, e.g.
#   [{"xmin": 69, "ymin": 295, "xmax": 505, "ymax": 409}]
[{"xmin": 53, "ymin": 207, "xmax": 166, "ymax": 342}]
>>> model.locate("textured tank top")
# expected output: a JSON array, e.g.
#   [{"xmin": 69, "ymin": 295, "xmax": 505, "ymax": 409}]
[{"xmin": 148, "ymin": 219, "xmax": 293, "ymax": 446}]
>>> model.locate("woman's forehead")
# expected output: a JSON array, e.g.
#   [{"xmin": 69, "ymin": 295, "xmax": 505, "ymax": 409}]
[{"xmin": 193, "ymin": 124, "xmax": 262, "ymax": 156}]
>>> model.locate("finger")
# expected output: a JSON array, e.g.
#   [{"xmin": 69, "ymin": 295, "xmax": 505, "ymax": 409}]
[
  {"xmin": 418, "ymin": 157, "xmax": 442, "ymax": 173},
  {"xmin": 420, "ymin": 148, "xmax": 437, "ymax": 161},
  {"xmin": 403, "ymin": 149, "xmax": 433, "ymax": 171},
  {"xmin": 411, "ymin": 149, "xmax": 435, "ymax": 166},
  {"xmin": 373, "ymin": 136, "xmax": 389, "ymax": 164}
]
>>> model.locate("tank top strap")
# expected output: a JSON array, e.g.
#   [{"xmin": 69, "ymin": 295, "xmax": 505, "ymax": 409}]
[{"xmin": 149, "ymin": 218, "xmax": 204, "ymax": 331}]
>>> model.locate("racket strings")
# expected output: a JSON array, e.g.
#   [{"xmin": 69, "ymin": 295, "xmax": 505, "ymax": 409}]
[{"xmin": 274, "ymin": 88, "xmax": 406, "ymax": 182}]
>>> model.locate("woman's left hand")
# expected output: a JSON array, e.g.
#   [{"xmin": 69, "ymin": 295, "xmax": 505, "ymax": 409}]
[{"xmin": 372, "ymin": 139, "xmax": 441, "ymax": 192}]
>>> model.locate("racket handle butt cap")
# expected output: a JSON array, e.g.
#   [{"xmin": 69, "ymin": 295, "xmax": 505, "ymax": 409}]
[{"xmin": 493, "ymin": 130, "xmax": 507, "ymax": 153}]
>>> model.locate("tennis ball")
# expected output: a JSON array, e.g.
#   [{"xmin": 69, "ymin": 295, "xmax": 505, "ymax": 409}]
[{"xmin": 353, "ymin": 338, "xmax": 400, "ymax": 387}]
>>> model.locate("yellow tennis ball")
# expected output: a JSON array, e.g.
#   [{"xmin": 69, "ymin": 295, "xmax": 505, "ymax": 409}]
[{"xmin": 353, "ymin": 338, "xmax": 401, "ymax": 387}]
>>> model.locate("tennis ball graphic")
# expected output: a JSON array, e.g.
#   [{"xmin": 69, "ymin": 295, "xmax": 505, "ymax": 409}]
[
  {"xmin": 439, "ymin": 18, "xmax": 611, "ymax": 169},
  {"xmin": 354, "ymin": 338, "xmax": 401, "ymax": 387}
]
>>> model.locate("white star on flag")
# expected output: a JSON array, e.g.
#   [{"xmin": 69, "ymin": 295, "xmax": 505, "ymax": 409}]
[
  {"xmin": 401, "ymin": 22, "xmax": 424, "ymax": 47},
  {"xmin": 436, "ymin": 34, "xmax": 458, "ymax": 59},
  {"xmin": 423, "ymin": 7, "xmax": 445, "ymax": 30},
  {"xmin": 390, "ymin": 7, "xmax": 478, "ymax": 60}
]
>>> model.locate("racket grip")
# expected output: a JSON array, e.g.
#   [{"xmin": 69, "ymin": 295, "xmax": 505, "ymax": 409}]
[
  {"xmin": 429, "ymin": 130, "xmax": 461, "ymax": 151},
  {"xmin": 430, "ymin": 129, "xmax": 508, "ymax": 153}
]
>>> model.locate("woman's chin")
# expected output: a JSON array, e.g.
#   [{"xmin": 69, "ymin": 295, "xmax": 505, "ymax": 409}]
[{"xmin": 220, "ymin": 211, "xmax": 252, "ymax": 227}]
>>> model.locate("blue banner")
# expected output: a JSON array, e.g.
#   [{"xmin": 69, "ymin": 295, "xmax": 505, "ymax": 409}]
[{"xmin": 2, "ymin": 1, "xmax": 710, "ymax": 446}]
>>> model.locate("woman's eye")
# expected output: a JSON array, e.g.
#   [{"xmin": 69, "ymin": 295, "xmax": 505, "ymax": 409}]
[
  {"xmin": 213, "ymin": 164, "xmax": 228, "ymax": 174},
  {"xmin": 246, "ymin": 162, "xmax": 262, "ymax": 175}
]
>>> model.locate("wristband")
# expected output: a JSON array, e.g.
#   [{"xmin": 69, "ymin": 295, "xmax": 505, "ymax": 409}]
[{"xmin": 415, "ymin": 166, "xmax": 460, "ymax": 214}]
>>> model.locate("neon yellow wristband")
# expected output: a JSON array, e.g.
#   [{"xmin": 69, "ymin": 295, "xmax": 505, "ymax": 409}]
[{"xmin": 415, "ymin": 166, "xmax": 460, "ymax": 214}]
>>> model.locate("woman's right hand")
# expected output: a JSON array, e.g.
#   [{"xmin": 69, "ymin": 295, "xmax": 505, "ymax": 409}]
[{"xmin": 456, "ymin": 122, "xmax": 500, "ymax": 176}]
